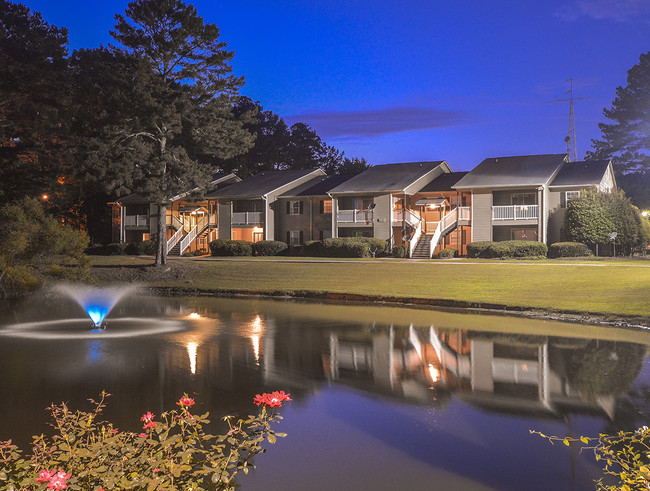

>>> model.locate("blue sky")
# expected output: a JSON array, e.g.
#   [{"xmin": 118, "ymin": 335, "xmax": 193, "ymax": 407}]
[{"xmin": 19, "ymin": 0, "xmax": 650, "ymax": 171}]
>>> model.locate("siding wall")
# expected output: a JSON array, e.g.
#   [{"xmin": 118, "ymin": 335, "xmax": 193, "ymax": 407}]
[
  {"xmin": 471, "ymin": 190, "xmax": 492, "ymax": 242},
  {"xmin": 373, "ymin": 194, "xmax": 393, "ymax": 242},
  {"xmin": 217, "ymin": 202, "xmax": 232, "ymax": 239}
]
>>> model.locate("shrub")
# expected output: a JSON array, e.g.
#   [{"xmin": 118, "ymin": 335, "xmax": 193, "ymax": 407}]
[
  {"xmin": 437, "ymin": 247, "xmax": 457, "ymax": 258},
  {"xmin": 0, "ymin": 391, "xmax": 290, "ymax": 490},
  {"xmin": 302, "ymin": 240, "xmax": 322, "ymax": 257},
  {"xmin": 320, "ymin": 238, "xmax": 371, "ymax": 258},
  {"xmin": 392, "ymin": 244, "xmax": 407, "ymax": 258},
  {"xmin": 182, "ymin": 248, "xmax": 209, "ymax": 257},
  {"xmin": 209, "ymin": 239, "xmax": 253, "ymax": 256},
  {"xmin": 486, "ymin": 240, "xmax": 548, "ymax": 259},
  {"xmin": 253, "ymin": 240, "xmax": 288, "ymax": 256},
  {"xmin": 466, "ymin": 241, "xmax": 493, "ymax": 258},
  {"xmin": 125, "ymin": 240, "xmax": 156, "ymax": 255},
  {"xmin": 102, "ymin": 242, "xmax": 128, "ymax": 255},
  {"xmin": 548, "ymin": 242, "xmax": 593, "ymax": 258}
]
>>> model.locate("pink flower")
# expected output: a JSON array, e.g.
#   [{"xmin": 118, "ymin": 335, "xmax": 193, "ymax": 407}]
[
  {"xmin": 177, "ymin": 396, "xmax": 195, "ymax": 407},
  {"xmin": 253, "ymin": 390, "xmax": 292, "ymax": 408},
  {"xmin": 153, "ymin": 468, "xmax": 160, "ymax": 473},
  {"xmin": 37, "ymin": 469, "xmax": 55, "ymax": 483},
  {"xmin": 140, "ymin": 411, "xmax": 155, "ymax": 423},
  {"xmin": 143, "ymin": 421, "xmax": 157, "ymax": 430},
  {"xmin": 138, "ymin": 432, "xmax": 146, "ymax": 438}
]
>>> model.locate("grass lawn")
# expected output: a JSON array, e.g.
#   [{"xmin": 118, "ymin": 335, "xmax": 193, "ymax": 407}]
[{"xmin": 90, "ymin": 256, "xmax": 650, "ymax": 320}]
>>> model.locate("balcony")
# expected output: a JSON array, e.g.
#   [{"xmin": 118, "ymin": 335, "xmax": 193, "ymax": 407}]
[
  {"xmin": 392, "ymin": 209, "xmax": 421, "ymax": 227},
  {"xmin": 492, "ymin": 205, "xmax": 538, "ymax": 221},
  {"xmin": 337, "ymin": 209, "xmax": 374, "ymax": 224},
  {"xmin": 124, "ymin": 214, "xmax": 149, "ymax": 228},
  {"xmin": 232, "ymin": 211, "xmax": 263, "ymax": 225}
]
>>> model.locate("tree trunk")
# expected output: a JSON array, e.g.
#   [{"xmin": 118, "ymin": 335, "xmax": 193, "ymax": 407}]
[{"xmin": 155, "ymin": 204, "xmax": 167, "ymax": 266}]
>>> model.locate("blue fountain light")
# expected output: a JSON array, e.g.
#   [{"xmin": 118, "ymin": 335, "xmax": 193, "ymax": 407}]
[{"xmin": 58, "ymin": 286, "xmax": 132, "ymax": 329}]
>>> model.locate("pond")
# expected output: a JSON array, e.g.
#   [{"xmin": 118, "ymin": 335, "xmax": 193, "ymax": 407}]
[{"xmin": 1, "ymin": 291, "xmax": 649, "ymax": 490}]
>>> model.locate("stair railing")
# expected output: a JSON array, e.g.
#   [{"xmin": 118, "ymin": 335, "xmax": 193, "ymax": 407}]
[
  {"xmin": 166, "ymin": 227, "xmax": 184, "ymax": 255},
  {"xmin": 408, "ymin": 219, "xmax": 423, "ymax": 258},
  {"xmin": 179, "ymin": 215, "xmax": 209, "ymax": 255},
  {"xmin": 429, "ymin": 207, "xmax": 460, "ymax": 257}
]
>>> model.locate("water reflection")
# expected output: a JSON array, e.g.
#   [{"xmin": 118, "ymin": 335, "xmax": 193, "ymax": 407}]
[{"xmin": 0, "ymin": 295, "xmax": 648, "ymax": 490}]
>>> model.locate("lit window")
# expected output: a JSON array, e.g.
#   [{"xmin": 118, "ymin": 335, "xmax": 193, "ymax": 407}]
[{"xmin": 321, "ymin": 200, "xmax": 332, "ymax": 214}]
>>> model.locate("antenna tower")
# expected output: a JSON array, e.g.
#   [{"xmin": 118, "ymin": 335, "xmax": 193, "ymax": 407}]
[{"xmin": 545, "ymin": 79, "xmax": 588, "ymax": 162}]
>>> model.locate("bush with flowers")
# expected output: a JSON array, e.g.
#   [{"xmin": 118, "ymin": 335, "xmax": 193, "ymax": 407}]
[{"xmin": 0, "ymin": 390, "xmax": 291, "ymax": 490}]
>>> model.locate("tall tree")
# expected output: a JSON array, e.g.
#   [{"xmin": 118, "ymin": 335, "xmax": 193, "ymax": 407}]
[
  {"xmin": 77, "ymin": 0, "xmax": 253, "ymax": 265},
  {"xmin": 587, "ymin": 52, "xmax": 650, "ymax": 207},
  {"xmin": 0, "ymin": 2, "xmax": 71, "ymax": 206}
]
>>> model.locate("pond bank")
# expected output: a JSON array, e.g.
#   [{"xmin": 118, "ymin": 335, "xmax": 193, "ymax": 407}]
[{"xmin": 88, "ymin": 258, "xmax": 650, "ymax": 330}]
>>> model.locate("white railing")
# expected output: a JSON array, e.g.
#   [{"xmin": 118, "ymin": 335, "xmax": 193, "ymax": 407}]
[
  {"xmin": 408, "ymin": 220, "xmax": 423, "ymax": 258},
  {"xmin": 428, "ymin": 207, "xmax": 460, "ymax": 257},
  {"xmin": 232, "ymin": 211, "xmax": 263, "ymax": 224},
  {"xmin": 124, "ymin": 215, "xmax": 148, "ymax": 227},
  {"xmin": 166, "ymin": 227, "xmax": 184, "ymax": 254},
  {"xmin": 337, "ymin": 209, "xmax": 374, "ymax": 223},
  {"xmin": 393, "ymin": 209, "xmax": 421, "ymax": 227},
  {"xmin": 179, "ymin": 216, "xmax": 209, "ymax": 255},
  {"xmin": 166, "ymin": 214, "xmax": 183, "ymax": 230},
  {"xmin": 492, "ymin": 205, "xmax": 538, "ymax": 220},
  {"xmin": 458, "ymin": 206, "xmax": 471, "ymax": 221}
]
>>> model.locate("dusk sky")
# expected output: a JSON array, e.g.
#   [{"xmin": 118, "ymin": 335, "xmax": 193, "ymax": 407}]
[{"xmin": 18, "ymin": 0, "xmax": 650, "ymax": 171}]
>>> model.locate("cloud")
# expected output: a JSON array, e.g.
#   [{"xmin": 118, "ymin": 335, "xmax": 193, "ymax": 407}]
[
  {"xmin": 558, "ymin": 0, "xmax": 650, "ymax": 22},
  {"xmin": 285, "ymin": 106, "xmax": 467, "ymax": 139}
]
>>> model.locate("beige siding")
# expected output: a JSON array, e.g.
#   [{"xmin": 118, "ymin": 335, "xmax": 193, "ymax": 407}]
[
  {"xmin": 373, "ymin": 194, "xmax": 393, "ymax": 242},
  {"xmin": 471, "ymin": 190, "xmax": 492, "ymax": 242},
  {"xmin": 217, "ymin": 202, "xmax": 231, "ymax": 239},
  {"xmin": 547, "ymin": 190, "xmax": 564, "ymax": 244}
]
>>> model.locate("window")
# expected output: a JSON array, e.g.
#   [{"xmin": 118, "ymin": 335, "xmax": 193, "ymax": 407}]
[
  {"xmin": 511, "ymin": 193, "xmax": 536, "ymax": 205},
  {"xmin": 511, "ymin": 228, "xmax": 538, "ymax": 241},
  {"xmin": 320, "ymin": 200, "xmax": 332, "ymax": 214},
  {"xmin": 287, "ymin": 230, "xmax": 303, "ymax": 245},
  {"xmin": 562, "ymin": 190, "xmax": 581, "ymax": 208},
  {"xmin": 287, "ymin": 200, "xmax": 303, "ymax": 215}
]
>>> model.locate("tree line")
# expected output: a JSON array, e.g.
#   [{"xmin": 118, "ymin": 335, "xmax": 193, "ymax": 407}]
[{"xmin": 0, "ymin": 0, "xmax": 368, "ymax": 263}]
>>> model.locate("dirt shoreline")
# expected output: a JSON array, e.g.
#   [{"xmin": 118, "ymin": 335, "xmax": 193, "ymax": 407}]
[{"xmin": 90, "ymin": 262, "xmax": 650, "ymax": 331}]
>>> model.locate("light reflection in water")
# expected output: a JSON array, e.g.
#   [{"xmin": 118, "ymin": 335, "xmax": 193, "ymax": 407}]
[{"xmin": 187, "ymin": 342, "xmax": 198, "ymax": 374}]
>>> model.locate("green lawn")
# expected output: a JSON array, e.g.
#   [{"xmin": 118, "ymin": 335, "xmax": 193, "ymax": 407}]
[{"xmin": 90, "ymin": 256, "xmax": 650, "ymax": 320}]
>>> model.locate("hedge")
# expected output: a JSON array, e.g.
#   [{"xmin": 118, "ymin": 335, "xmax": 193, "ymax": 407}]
[
  {"xmin": 253, "ymin": 240, "xmax": 288, "ymax": 256},
  {"xmin": 437, "ymin": 247, "xmax": 457, "ymax": 258},
  {"xmin": 548, "ymin": 242, "xmax": 593, "ymax": 258},
  {"xmin": 487, "ymin": 240, "xmax": 548, "ymax": 259},
  {"xmin": 319, "ymin": 238, "xmax": 371, "ymax": 258},
  {"xmin": 392, "ymin": 244, "xmax": 407, "ymax": 258},
  {"xmin": 86, "ymin": 243, "xmax": 128, "ymax": 255},
  {"xmin": 209, "ymin": 239, "xmax": 253, "ymax": 256},
  {"xmin": 125, "ymin": 240, "xmax": 156, "ymax": 255},
  {"xmin": 466, "ymin": 241, "xmax": 493, "ymax": 258}
]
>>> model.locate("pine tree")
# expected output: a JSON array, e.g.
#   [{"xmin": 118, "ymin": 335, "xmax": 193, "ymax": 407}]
[{"xmin": 76, "ymin": 0, "xmax": 253, "ymax": 265}]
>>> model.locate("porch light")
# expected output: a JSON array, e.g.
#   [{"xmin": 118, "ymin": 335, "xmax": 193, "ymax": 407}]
[
  {"xmin": 428, "ymin": 203, "xmax": 437, "ymax": 209},
  {"xmin": 252, "ymin": 226, "xmax": 263, "ymax": 232},
  {"xmin": 41, "ymin": 194, "xmax": 49, "ymax": 201},
  {"xmin": 643, "ymin": 211, "xmax": 648, "ymax": 218}
]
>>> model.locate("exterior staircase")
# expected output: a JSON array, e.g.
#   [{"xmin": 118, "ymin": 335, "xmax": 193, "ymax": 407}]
[
  {"xmin": 168, "ymin": 241, "xmax": 182, "ymax": 256},
  {"xmin": 411, "ymin": 234, "xmax": 433, "ymax": 259}
]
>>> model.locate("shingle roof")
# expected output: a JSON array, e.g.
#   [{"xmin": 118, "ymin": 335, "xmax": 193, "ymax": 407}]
[
  {"xmin": 206, "ymin": 169, "xmax": 322, "ymax": 199},
  {"xmin": 116, "ymin": 173, "xmax": 239, "ymax": 204},
  {"xmin": 453, "ymin": 154, "xmax": 567, "ymax": 189},
  {"xmin": 328, "ymin": 161, "xmax": 446, "ymax": 194},
  {"xmin": 279, "ymin": 174, "xmax": 354, "ymax": 197},
  {"xmin": 549, "ymin": 160, "xmax": 610, "ymax": 188},
  {"xmin": 418, "ymin": 171, "xmax": 469, "ymax": 192}
]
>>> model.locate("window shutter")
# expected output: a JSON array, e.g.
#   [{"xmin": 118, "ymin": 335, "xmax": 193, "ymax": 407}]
[
  {"xmin": 299, "ymin": 231, "xmax": 303, "ymax": 244},
  {"xmin": 319, "ymin": 200, "xmax": 324, "ymax": 214},
  {"xmin": 299, "ymin": 201, "xmax": 304, "ymax": 214},
  {"xmin": 286, "ymin": 231, "xmax": 290, "ymax": 243},
  {"xmin": 561, "ymin": 192, "xmax": 566, "ymax": 208},
  {"xmin": 286, "ymin": 201, "xmax": 290, "ymax": 214}
]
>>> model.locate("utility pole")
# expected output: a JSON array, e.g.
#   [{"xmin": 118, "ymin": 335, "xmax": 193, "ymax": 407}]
[{"xmin": 545, "ymin": 79, "xmax": 588, "ymax": 162}]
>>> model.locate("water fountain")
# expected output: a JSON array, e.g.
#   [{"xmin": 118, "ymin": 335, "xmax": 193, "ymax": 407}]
[{"xmin": 58, "ymin": 285, "xmax": 131, "ymax": 329}]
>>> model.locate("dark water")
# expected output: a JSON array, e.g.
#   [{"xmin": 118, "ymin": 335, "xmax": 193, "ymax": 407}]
[{"xmin": 1, "ymin": 292, "xmax": 649, "ymax": 490}]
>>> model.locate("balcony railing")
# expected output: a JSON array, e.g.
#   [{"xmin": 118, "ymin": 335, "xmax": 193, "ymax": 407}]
[
  {"xmin": 337, "ymin": 209, "xmax": 374, "ymax": 223},
  {"xmin": 232, "ymin": 211, "xmax": 263, "ymax": 225},
  {"xmin": 458, "ymin": 206, "xmax": 471, "ymax": 221},
  {"xmin": 492, "ymin": 205, "xmax": 538, "ymax": 221},
  {"xmin": 124, "ymin": 214, "xmax": 148, "ymax": 227},
  {"xmin": 392, "ymin": 209, "xmax": 421, "ymax": 227}
]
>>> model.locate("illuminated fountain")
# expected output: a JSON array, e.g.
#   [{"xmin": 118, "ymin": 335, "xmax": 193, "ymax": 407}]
[
  {"xmin": 58, "ymin": 285, "xmax": 131, "ymax": 329},
  {"xmin": 0, "ymin": 286, "xmax": 186, "ymax": 340}
]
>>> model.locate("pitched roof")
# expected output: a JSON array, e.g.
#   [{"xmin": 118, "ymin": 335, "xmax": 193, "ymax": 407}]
[
  {"xmin": 549, "ymin": 160, "xmax": 611, "ymax": 188},
  {"xmin": 453, "ymin": 154, "xmax": 567, "ymax": 189},
  {"xmin": 279, "ymin": 174, "xmax": 354, "ymax": 197},
  {"xmin": 328, "ymin": 161, "xmax": 446, "ymax": 194},
  {"xmin": 206, "ymin": 169, "xmax": 323, "ymax": 199},
  {"xmin": 116, "ymin": 172, "xmax": 239, "ymax": 204},
  {"xmin": 418, "ymin": 171, "xmax": 469, "ymax": 192}
]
